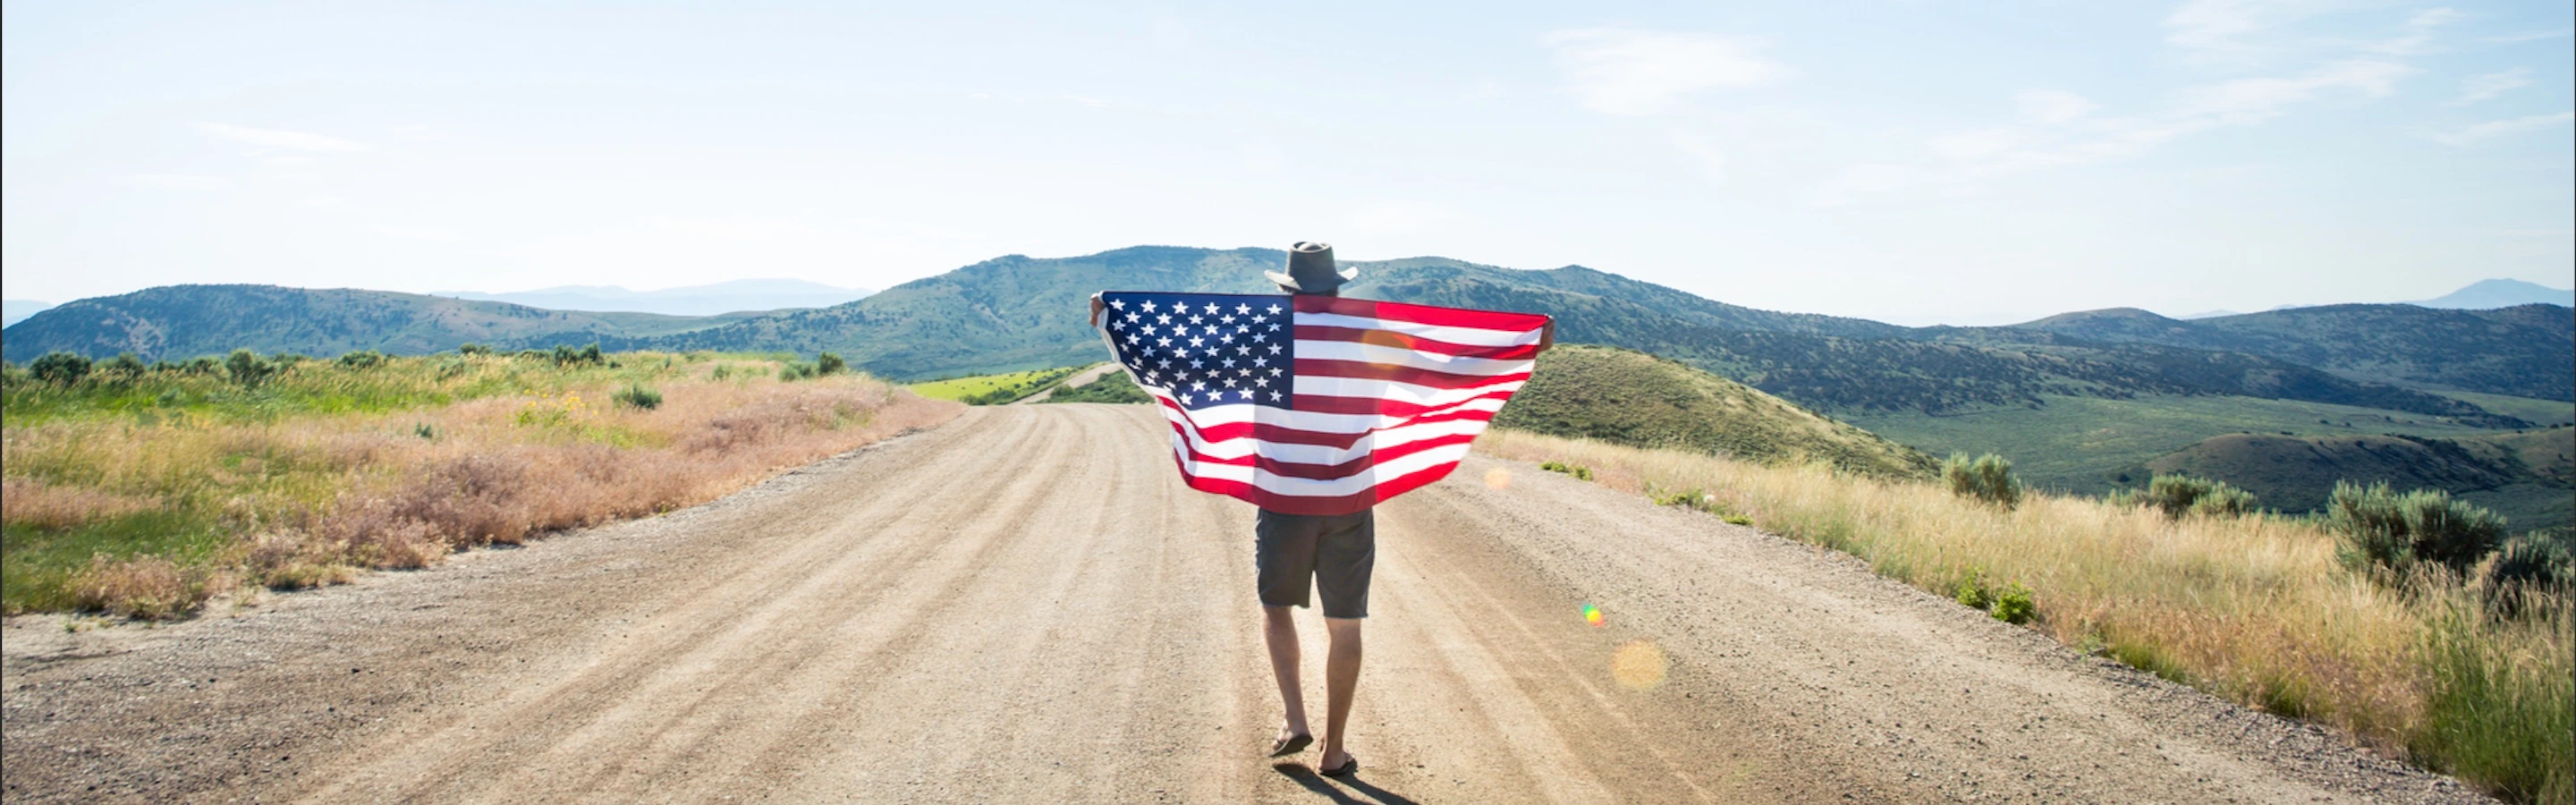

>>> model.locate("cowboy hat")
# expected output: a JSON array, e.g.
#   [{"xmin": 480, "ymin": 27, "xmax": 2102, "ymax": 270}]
[{"xmin": 1265, "ymin": 241, "xmax": 1357, "ymax": 293}]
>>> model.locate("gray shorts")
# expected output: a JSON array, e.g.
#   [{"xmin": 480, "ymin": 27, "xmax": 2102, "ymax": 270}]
[{"xmin": 1255, "ymin": 508, "xmax": 1376, "ymax": 619}]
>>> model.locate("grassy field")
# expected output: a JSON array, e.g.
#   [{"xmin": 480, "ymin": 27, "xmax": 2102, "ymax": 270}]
[
  {"xmin": 1478, "ymin": 429, "xmax": 2572, "ymax": 804},
  {"xmin": 2, "ymin": 351, "xmax": 959, "ymax": 617},
  {"xmin": 1846, "ymin": 393, "xmax": 2517, "ymax": 496},
  {"xmin": 1496, "ymin": 345, "xmax": 1937, "ymax": 479},
  {"xmin": 905, "ymin": 366, "xmax": 1085, "ymax": 404},
  {"xmin": 2435, "ymin": 389, "xmax": 2576, "ymax": 428}
]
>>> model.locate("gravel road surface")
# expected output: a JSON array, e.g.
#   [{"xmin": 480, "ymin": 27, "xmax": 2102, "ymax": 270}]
[{"xmin": 2, "ymin": 404, "xmax": 2489, "ymax": 803}]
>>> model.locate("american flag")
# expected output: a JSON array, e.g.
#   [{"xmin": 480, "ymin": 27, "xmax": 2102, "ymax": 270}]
[{"xmin": 1095, "ymin": 292, "xmax": 1552, "ymax": 515}]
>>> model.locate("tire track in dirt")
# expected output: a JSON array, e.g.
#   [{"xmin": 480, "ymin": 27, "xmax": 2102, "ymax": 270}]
[{"xmin": 1, "ymin": 405, "xmax": 2493, "ymax": 803}]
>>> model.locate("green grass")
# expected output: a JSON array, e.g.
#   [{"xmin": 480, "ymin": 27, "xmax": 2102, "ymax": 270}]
[
  {"xmin": 1495, "ymin": 345, "xmax": 1938, "ymax": 480},
  {"xmin": 2434, "ymin": 390, "xmax": 2576, "ymax": 428},
  {"xmin": 1038, "ymin": 370, "xmax": 1150, "ymax": 403},
  {"xmin": 906, "ymin": 366, "xmax": 1085, "ymax": 403},
  {"xmin": 1, "ymin": 513, "xmax": 232, "ymax": 613},
  {"xmin": 1847, "ymin": 394, "xmax": 2512, "ymax": 496}
]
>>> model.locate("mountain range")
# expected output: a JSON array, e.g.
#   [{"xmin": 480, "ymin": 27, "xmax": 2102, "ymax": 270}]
[{"xmin": 434, "ymin": 278, "xmax": 873, "ymax": 317}]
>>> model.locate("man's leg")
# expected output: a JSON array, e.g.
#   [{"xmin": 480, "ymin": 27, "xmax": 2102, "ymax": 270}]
[
  {"xmin": 1319, "ymin": 616, "xmax": 1363, "ymax": 769},
  {"xmin": 1265, "ymin": 605, "xmax": 1310, "ymax": 744}
]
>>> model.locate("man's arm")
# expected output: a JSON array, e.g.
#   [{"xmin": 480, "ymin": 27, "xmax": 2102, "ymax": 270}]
[
  {"xmin": 1537, "ymin": 318, "xmax": 1556, "ymax": 352},
  {"xmin": 1089, "ymin": 292, "xmax": 1106, "ymax": 328}
]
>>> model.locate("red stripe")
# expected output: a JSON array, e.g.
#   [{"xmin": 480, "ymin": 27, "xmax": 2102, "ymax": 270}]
[
  {"xmin": 1151, "ymin": 394, "xmax": 1501, "ymax": 448},
  {"xmin": 1293, "ymin": 326, "xmax": 1542, "ymax": 360},
  {"xmin": 1169, "ymin": 461, "xmax": 1462, "ymax": 516},
  {"xmin": 1296, "ymin": 295, "xmax": 1550, "ymax": 331},
  {"xmin": 1292, "ymin": 387, "xmax": 1521, "ymax": 416},
  {"xmin": 1295, "ymin": 359, "xmax": 1528, "ymax": 389},
  {"xmin": 1168, "ymin": 431, "xmax": 1479, "ymax": 480}
]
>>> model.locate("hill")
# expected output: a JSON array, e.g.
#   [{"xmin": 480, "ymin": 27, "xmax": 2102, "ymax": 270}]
[
  {"xmin": 436, "ymin": 278, "xmax": 873, "ymax": 317},
  {"xmin": 2144, "ymin": 428, "xmax": 2573, "ymax": 530},
  {"xmin": 2010, "ymin": 303, "xmax": 2574, "ymax": 402},
  {"xmin": 606, "ymin": 247, "xmax": 2515, "ymax": 427},
  {"xmin": 2415, "ymin": 278, "xmax": 2575, "ymax": 309},
  {"xmin": 1490, "ymin": 344, "xmax": 1938, "ymax": 480},
  {"xmin": 0, "ymin": 284, "xmax": 760, "ymax": 363}
]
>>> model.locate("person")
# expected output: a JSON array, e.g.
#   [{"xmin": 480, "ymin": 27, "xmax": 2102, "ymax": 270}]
[
  {"xmin": 1089, "ymin": 241, "xmax": 1554, "ymax": 778},
  {"xmin": 1253, "ymin": 241, "xmax": 1371, "ymax": 777}
]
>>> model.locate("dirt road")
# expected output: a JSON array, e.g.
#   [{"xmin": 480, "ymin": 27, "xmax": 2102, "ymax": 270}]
[{"xmin": 2, "ymin": 405, "xmax": 2487, "ymax": 803}]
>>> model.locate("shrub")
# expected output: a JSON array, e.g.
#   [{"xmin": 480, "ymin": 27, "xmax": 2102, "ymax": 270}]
[
  {"xmin": 336, "ymin": 350, "xmax": 386, "ymax": 369},
  {"xmin": 613, "ymin": 383, "xmax": 664, "ymax": 411},
  {"xmin": 1942, "ymin": 453, "xmax": 2021, "ymax": 509},
  {"xmin": 70, "ymin": 555, "xmax": 208, "ymax": 620},
  {"xmin": 2474, "ymin": 530, "xmax": 2573, "ymax": 618},
  {"xmin": 818, "ymin": 352, "xmax": 847, "ymax": 376},
  {"xmin": 781, "ymin": 361, "xmax": 819, "ymax": 381},
  {"xmin": 1953, "ymin": 572, "xmax": 1994, "ymax": 610},
  {"xmin": 225, "ymin": 349, "xmax": 275, "ymax": 386},
  {"xmin": 711, "ymin": 364, "xmax": 733, "ymax": 381},
  {"xmin": 105, "ymin": 352, "xmax": 148, "ymax": 376},
  {"xmin": 1990, "ymin": 581, "xmax": 2037, "ymax": 624},
  {"xmin": 31, "ymin": 351, "xmax": 92, "ymax": 385},
  {"xmin": 1539, "ymin": 461, "xmax": 1594, "ymax": 481},
  {"xmin": 2132, "ymin": 473, "xmax": 2260, "ymax": 519},
  {"xmin": 2328, "ymin": 481, "xmax": 2508, "ymax": 580},
  {"xmin": 458, "ymin": 343, "xmax": 493, "ymax": 356}
]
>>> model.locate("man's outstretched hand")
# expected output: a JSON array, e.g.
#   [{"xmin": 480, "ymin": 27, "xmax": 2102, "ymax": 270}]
[
  {"xmin": 1538, "ymin": 319, "xmax": 1556, "ymax": 352},
  {"xmin": 1089, "ymin": 293, "xmax": 1106, "ymax": 328}
]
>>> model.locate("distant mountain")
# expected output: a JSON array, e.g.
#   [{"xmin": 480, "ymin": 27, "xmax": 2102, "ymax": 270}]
[
  {"xmin": 2413, "ymin": 278, "xmax": 2574, "ymax": 309},
  {"xmin": 608, "ymin": 247, "xmax": 2516, "ymax": 426},
  {"xmin": 3, "ymin": 301, "xmax": 52, "ymax": 327},
  {"xmin": 2146, "ymin": 428, "xmax": 2572, "ymax": 530},
  {"xmin": 0, "ymin": 285, "xmax": 763, "ymax": 363},
  {"xmin": 2011, "ymin": 303, "xmax": 2573, "ymax": 402},
  {"xmin": 438, "ymin": 278, "xmax": 873, "ymax": 317},
  {"xmin": 1494, "ymin": 345, "xmax": 1938, "ymax": 480}
]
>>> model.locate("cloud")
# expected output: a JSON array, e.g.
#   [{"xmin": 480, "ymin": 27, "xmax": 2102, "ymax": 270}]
[
  {"xmin": 2428, "ymin": 111, "xmax": 2575, "ymax": 146},
  {"xmin": 2016, "ymin": 90, "xmax": 2099, "ymax": 125},
  {"xmin": 130, "ymin": 174, "xmax": 229, "ymax": 191},
  {"xmin": 2450, "ymin": 67, "xmax": 2532, "ymax": 106},
  {"xmin": 192, "ymin": 122, "xmax": 370, "ymax": 152},
  {"xmin": 1545, "ymin": 29, "xmax": 1786, "ymax": 115},
  {"xmin": 2363, "ymin": 6, "xmax": 2462, "ymax": 55},
  {"xmin": 2162, "ymin": 0, "xmax": 2356, "ymax": 62},
  {"xmin": 1928, "ymin": 60, "xmax": 2413, "ymax": 174}
]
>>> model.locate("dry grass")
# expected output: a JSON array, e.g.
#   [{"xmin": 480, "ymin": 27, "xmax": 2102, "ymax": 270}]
[
  {"xmin": 5, "ymin": 359, "xmax": 961, "ymax": 617},
  {"xmin": 1478, "ymin": 428, "xmax": 2572, "ymax": 804}
]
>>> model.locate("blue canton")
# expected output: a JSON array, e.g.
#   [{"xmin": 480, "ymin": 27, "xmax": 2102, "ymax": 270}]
[{"xmin": 1098, "ymin": 292, "xmax": 1296, "ymax": 411}]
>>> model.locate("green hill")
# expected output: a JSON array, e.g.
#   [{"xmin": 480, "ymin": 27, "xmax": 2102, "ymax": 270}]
[
  {"xmin": 2143, "ymin": 428, "xmax": 2574, "ymax": 529},
  {"xmin": 2011, "ymin": 303, "xmax": 2574, "ymax": 402},
  {"xmin": 1492, "ymin": 345, "xmax": 1938, "ymax": 480},
  {"xmin": 0, "ymin": 284, "xmax": 759, "ymax": 363}
]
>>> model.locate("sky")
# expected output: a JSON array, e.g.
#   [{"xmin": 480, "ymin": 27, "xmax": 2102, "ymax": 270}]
[{"xmin": 3, "ymin": 1, "xmax": 2570, "ymax": 326}]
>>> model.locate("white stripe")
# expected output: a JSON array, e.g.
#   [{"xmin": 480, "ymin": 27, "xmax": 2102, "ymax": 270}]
[
  {"xmin": 1293, "ymin": 340, "xmax": 1536, "ymax": 376},
  {"xmin": 1294, "ymin": 311, "xmax": 1542, "ymax": 347},
  {"xmin": 1174, "ymin": 442, "xmax": 1474, "ymax": 497},
  {"xmin": 1292, "ymin": 375, "xmax": 1527, "ymax": 407}
]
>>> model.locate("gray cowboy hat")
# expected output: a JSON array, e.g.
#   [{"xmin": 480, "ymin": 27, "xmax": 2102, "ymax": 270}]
[{"xmin": 1265, "ymin": 241, "xmax": 1357, "ymax": 293}]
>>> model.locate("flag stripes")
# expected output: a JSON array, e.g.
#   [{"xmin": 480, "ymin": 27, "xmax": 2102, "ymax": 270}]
[{"xmin": 1099, "ymin": 292, "xmax": 1549, "ymax": 515}]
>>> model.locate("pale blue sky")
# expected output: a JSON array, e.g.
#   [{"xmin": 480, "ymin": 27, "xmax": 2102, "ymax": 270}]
[{"xmin": 4, "ymin": 1, "xmax": 2569, "ymax": 325}]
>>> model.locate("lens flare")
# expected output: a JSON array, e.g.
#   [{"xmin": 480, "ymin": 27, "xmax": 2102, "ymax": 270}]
[
  {"xmin": 1581, "ymin": 602, "xmax": 1605, "ymax": 626},
  {"xmin": 1483, "ymin": 467, "xmax": 1512, "ymax": 489},
  {"xmin": 1612, "ymin": 640, "xmax": 1667, "ymax": 690}
]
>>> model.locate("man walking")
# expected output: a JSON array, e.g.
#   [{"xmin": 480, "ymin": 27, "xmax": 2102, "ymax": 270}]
[
  {"xmin": 1088, "ymin": 240, "xmax": 1553, "ymax": 780},
  {"xmin": 1256, "ymin": 242, "xmax": 1371, "ymax": 777}
]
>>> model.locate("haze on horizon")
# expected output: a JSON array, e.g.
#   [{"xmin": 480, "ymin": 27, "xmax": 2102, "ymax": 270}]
[{"xmin": 4, "ymin": 1, "xmax": 2570, "ymax": 326}]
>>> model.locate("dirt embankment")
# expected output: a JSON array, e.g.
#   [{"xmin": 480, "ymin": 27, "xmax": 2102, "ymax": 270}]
[{"xmin": 2, "ymin": 405, "xmax": 2490, "ymax": 803}]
